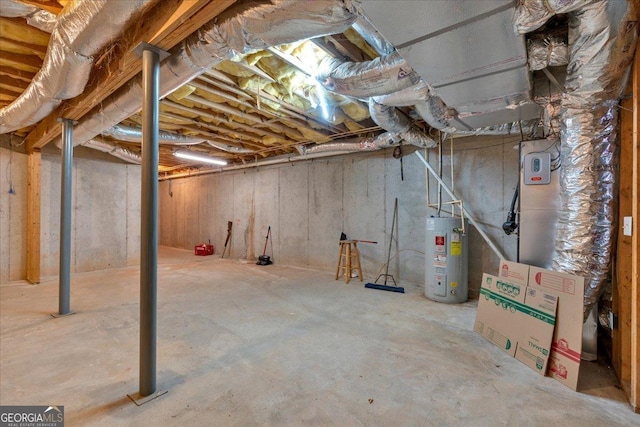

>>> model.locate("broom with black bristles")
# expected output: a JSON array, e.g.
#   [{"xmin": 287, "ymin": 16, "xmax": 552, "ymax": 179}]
[{"xmin": 365, "ymin": 198, "xmax": 404, "ymax": 293}]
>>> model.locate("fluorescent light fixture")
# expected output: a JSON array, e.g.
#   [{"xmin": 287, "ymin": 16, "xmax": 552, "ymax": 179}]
[{"xmin": 174, "ymin": 150, "xmax": 227, "ymax": 166}]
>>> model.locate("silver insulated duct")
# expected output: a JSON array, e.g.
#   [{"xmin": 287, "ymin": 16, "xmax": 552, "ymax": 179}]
[
  {"xmin": 81, "ymin": 139, "xmax": 141, "ymax": 164},
  {"xmin": 516, "ymin": 0, "xmax": 639, "ymax": 316},
  {"xmin": 102, "ymin": 125, "xmax": 205, "ymax": 146},
  {"xmin": 65, "ymin": 0, "xmax": 358, "ymax": 148},
  {"xmin": 298, "ymin": 131, "xmax": 436, "ymax": 155},
  {"xmin": 0, "ymin": 0, "xmax": 157, "ymax": 134},
  {"xmin": 0, "ymin": 0, "xmax": 57, "ymax": 32}
]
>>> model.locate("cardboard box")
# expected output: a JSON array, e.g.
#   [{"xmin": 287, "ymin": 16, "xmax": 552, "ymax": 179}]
[
  {"xmin": 528, "ymin": 266, "xmax": 585, "ymax": 390},
  {"xmin": 474, "ymin": 274, "xmax": 558, "ymax": 375},
  {"xmin": 498, "ymin": 259, "xmax": 530, "ymax": 287}
]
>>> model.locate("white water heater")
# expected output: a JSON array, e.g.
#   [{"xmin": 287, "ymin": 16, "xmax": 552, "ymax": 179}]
[{"xmin": 424, "ymin": 217, "xmax": 469, "ymax": 303}]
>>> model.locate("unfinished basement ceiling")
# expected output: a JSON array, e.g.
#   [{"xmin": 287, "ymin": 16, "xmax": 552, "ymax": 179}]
[{"xmin": 0, "ymin": 0, "xmax": 615, "ymax": 177}]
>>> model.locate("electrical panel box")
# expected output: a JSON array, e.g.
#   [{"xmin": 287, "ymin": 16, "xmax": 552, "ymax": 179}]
[{"xmin": 523, "ymin": 152, "xmax": 551, "ymax": 185}]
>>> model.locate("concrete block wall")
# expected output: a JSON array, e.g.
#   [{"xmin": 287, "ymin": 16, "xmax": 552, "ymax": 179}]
[
  {"xmin": 159, "ymin": 134, "xmax": 521, "ymax": 296},
  {"xmin": 0, "ymin": 146, "xmax": 141, "ymax": 283}
]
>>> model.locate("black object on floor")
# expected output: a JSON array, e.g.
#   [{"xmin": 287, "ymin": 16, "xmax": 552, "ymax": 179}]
[
  {"xmin": 257, "ymin": 226, "xmax": 273, "ymax": 265},
  {"xmin": 365, "ymin": 198, "xmax": 404, "ymax": 293},
  {"xmin": 221, "ymin": 221, "xmax": 233, "ymax": 258}
]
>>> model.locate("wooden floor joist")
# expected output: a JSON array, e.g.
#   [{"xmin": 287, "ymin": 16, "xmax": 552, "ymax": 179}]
[{"xmin": 24, "ymin": 0, "xmax": 236, "ymax": 153}]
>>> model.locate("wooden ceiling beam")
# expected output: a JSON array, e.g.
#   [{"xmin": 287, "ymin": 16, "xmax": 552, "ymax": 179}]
[
  {"xmin": 1, "ymin": 89, "xmax": 24, "ymax": 102},
  {"xmin": 0, "ymin": 75, "xmax": 30, "ymax": 91},
  {"xmin": 326, "ymin": 34, "xmax": 367, "ymax": 62},
  {"xmin": 0, "ymin": 85, "xmax": 25, "ymax": 97},
  {"xmin": 18, "ymin": 0, "xmax": 64, "ymax": 15},
  {"xmin": 0, "ymin": 51, "xmax": 43, "ymax": 70},
  {"xmin": 158, "ymin": 109, "xmax": 264, "ymax": 144},
  {"xmin": 0, "ymin": 65, "xmax": 35, "ymax": 82},
  {"xmin": 1, "ymin": 17, "xmax": 50, "ymax": 40},
  {"xmin": 0, "ymin": 37, "xmax": 47, "ymax": 58},
  {"xmin": 24, "ymin": 0, "xmax": 237, "ymax": 153}
]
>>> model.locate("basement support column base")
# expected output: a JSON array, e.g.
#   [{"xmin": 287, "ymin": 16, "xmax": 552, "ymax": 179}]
[
  {"xmin": 127, "ymin": 390, "xmax": 168, "ymax": 406},
  {"xmin": 51, "ymin": 311, "xmax": 76, "ymax": 318}
]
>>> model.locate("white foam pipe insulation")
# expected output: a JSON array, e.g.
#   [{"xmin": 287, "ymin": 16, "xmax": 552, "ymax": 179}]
[
  {"xmin": 0, "ymin": 0, "xmax": 57, "ymax": 32},
  {"xmin": 515, "ymin": 0, "xmax": 639, "ymax": 318},
  {"xmin": 55, "ymin": 0, "xmax": 359, "ymax": 154},
  {"xmin": 0, "ymin": 0, "xmax": 159, "ymax": 134}
]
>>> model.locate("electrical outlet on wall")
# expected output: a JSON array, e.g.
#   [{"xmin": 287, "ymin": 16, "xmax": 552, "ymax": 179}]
[{"xmin": 623, "ymin": 216, "xmax": 632, "ymax": 236}]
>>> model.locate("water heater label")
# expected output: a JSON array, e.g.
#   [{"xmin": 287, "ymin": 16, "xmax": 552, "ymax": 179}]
[
  {"xmin": 433, "ymin": 255, "xmax": 447, "ymax": 267},
  {"xmin": 427, "ymin": 219, "xmax": 435, "ymax": 230},
  {"xmin": 435, "ymin": 235, "xmax": 446, "ymax": 253},
  {"xmin": 451, "ymin": 241, "xmax": 461, "ymax": 256},
  {"xmin": 451, "ymin": 232, "xmax": 461, "ymax": 256}
]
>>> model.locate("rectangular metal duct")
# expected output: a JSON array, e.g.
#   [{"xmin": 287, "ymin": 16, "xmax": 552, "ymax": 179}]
[{"xmin": 359, "ymin": 0, "xmax": 538, "ymax": 128}]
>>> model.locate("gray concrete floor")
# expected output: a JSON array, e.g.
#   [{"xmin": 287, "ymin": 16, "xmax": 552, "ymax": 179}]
[{"xmin": 1, "ymin": 247, "xmax": 637, "ymax": 426}]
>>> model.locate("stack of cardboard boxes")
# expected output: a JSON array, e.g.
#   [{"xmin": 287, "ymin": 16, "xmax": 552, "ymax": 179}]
[{"xmin": 474, "ymin": 260, "xmax": 585, "ymax": 390}]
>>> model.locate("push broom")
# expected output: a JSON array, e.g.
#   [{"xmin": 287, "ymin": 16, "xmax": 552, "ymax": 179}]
[
  {"xmin": 256, "ymin": 226, "xmax": 273, "ymax": 265},
  {"xmin": 365, "ymin": 198, "xmax": 404, "ymax": 293}
]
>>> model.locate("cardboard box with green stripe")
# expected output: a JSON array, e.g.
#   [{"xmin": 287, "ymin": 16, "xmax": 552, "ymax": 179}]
[{"xmin": 474, "ymin": 273, "xmax": 558, "ymax": 375}]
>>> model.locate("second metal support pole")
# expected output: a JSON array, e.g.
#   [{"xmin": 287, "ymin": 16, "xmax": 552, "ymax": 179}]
[
  {"xmin": 57, "ymin": 118, "xmax": 75, "ymax": 316},
  {"xmin": 139, "ymin": 47, "xmax": 160, "ymax": 398}
]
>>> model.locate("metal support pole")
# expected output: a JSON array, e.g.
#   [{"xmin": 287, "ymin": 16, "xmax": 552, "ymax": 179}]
[
  {"xmin": 140, "ymin": 47, "xmax": 160, "ymax": 398},
  {"xmin": 55, "ymin": 118, "xmax": 75, "ymax": 317},
  {"xmin": 415, "ymin": 151, "xmax": 507, "ymax": 261}
]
